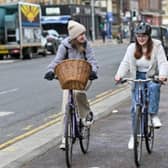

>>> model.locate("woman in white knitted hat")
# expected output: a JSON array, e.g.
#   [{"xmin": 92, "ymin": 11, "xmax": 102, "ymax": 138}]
[{"xmin": 44, "ymin": 20, "xmax": 99, "ymax": 150}]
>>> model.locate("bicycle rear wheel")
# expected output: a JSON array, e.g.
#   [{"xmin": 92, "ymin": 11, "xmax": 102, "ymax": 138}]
[
  {"xmin": 134, "ymin": 105, "xmax": 143, "ymax": 167},
  {"xmin": 144, "ymin": 113, "xmax": 154, "ymax": 153},
  {"xmin": 65, "ymin": 105, "xmax": 73, "ymax": 168},
  {"xmin": 79, "ymin": 119, "xmax": 90, "ymax": 154}
]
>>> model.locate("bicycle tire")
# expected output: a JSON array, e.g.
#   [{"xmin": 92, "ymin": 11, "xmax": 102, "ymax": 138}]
[
  {"xmin": 79, "ymin": 119, "xmax": 90, "ymax": 154},
  {"xmin": 144, "ymin": 112, "xmax": 154, "ymax": 153},
  {"xmin": 134, "ymin": 105, "xmax": 143, "ymax": 167},
  {"xmin": 65, "ymin": 105, "xmax": 73, "ymax": 168}
]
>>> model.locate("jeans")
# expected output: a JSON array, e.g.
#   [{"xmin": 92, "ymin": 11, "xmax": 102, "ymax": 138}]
[{"xmin": 130, "ymin": 71, "xmax": 161, "ymax": 129}]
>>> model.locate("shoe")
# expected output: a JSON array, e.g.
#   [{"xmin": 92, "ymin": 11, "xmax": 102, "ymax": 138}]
[
  {"xmin": 151, "ymin": 115, "xmax": 162, "ymax": 128},
  {"xmin": 82, "ymin": 111, "xmax": 94, "ymax": 126},
  {"xmin": 128, "ymin": 135, "xmax": 134, "ymax": 150},
  {"xmin": 59, "ymin": 137, "xmax": 65, "ymax": 150}
]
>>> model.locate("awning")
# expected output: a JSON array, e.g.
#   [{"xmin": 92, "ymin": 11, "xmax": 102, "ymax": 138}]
[
  {"xmin": 140, "ymin": 9, "xmax": 165, "ymax": 16},
  {"xmin": 41, "ymin": 15, "xmax": 71, "ymax": 24}
]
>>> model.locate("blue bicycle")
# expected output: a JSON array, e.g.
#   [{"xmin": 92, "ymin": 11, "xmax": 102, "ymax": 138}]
[{"xmin": 121, "ymin": 78, "xmax": 163, "ymax": 167}]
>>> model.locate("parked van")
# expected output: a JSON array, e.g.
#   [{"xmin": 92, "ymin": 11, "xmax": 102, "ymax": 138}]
[{"xmin": 151, "ymin": 25, "xmax": 168, "ymax": 59}]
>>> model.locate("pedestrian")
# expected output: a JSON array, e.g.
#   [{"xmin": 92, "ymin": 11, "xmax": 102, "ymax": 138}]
[
  {"xmin": 114, "ymin": 22, "xmax": 168, "ymax": 149},
  {"xmin": 89, "ymin": 27, "xmax": 93, "ymax": 41},
  {"xmin": 101, "ymin": 29, "xmax": 106, "ymax": 43},
  {"xmin": 44, "ymin": 20, "xmax": 99, "ymax": 150}
]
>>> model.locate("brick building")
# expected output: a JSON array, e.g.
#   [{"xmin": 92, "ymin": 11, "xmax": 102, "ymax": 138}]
[{"xmin": 139, "ymin": 0, "xmax": 163, "ymax": 25}]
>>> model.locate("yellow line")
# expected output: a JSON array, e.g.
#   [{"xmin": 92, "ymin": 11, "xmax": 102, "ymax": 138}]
[
  {"xmin": 0, "ymin": 116, "xmax": 62, "ymax": 150},
  {"xmin": 90, "ymin": 85, "xmax": 129, "ymax": 105},
  {"xmin": 0, "ymin": 85, "xmax": 128, "ymax": 150}
]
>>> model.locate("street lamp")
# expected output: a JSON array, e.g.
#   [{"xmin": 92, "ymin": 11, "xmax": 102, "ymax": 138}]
[{"xmin": 91, "ymin": 0, "xmax": 95, "ymax": 41}]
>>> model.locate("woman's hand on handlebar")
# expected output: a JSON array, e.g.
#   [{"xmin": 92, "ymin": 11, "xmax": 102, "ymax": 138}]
[
  {"xmin": 44, "ymin": 71, "xmax": 55, "ymax": 80},
  {"xmin": 89, "ymin": 71, "xmax": 98, "ymax": 80}
]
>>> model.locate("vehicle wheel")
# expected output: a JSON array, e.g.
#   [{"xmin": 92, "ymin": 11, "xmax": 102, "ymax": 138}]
[
  {"xmin": 23, "ymin": 48, "xmax": 33, "ymax": 59},
  {"xmin": 51, "ymin": 44, "xmax": 56, "ymax": 54},
  {"xmin": 0, "ymin": 54, "xmax": 4, "ymax": 60},
  {"xmin": 65, "ymin": 105, "xmax": 73, "ymax": 168},
  {"xmin": 11, "ymin": 53, "xmax": 20, "ymax": 59},
  {"xmin": 42, "ymin": 50, "xmax": 47, "ymax": 57},
  {"xmin": 144, "ymin": 113, "xmax": 154, "ymax": 153},
  {"xmin": 79, "ymin": 119, "xmax": 90, "ymax": 154},
  {"xmin": 134, "ymin": 105, "xmax": 143, "ymax": 167}
]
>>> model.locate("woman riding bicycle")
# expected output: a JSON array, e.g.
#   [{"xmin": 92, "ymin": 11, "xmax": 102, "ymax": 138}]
[
  {"xmin": 115, "ymin": 22, "xmax": 168, "ymax": 150},
  {"xmin": 44, "ymin": 20, "xmax": 99, "ymax": 150}
]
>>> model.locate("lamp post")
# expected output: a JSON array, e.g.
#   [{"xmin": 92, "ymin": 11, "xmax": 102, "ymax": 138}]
[{"xmin": 91, "ymin": 0, "xmax": 95, "ymax": 41}]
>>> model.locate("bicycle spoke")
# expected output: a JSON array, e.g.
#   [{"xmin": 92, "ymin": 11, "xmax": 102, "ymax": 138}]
[
  {"xmin": 134, "ymin": 105, "xmax": 143, "ymax": 167},
  {"xmin": 65, "ymin": 106, "xmax": 73, "ymax": 168},
  {"xmin": 79, "ymin": 120, "xmax": 90, "ymax": 154}
]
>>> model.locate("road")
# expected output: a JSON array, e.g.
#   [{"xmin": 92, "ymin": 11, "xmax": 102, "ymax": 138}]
[{"xmin": 0, "ymin": 44, "xmax": 127, "ymax": 145}]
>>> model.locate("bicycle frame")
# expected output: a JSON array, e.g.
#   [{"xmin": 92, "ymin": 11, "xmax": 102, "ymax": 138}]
[
  {"xmin": 136, "ymin": 81, "xmax": 149, "ymax": 128},
  {"xmin": 67, "ymin": 89, "xmax": 80, "ymax": 139}
]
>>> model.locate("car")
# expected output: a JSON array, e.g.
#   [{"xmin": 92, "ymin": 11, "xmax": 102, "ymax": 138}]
[
  {"xmin": 151, "ymin": 25, "xmax": 168, "ymax": 58},
  {"xmin": 37, "ymin": 32, "xmax": 48, "ymax": 56},
  {"xmin": 43, "ymin": 29, "xmax": 63, "ymax": 54}
]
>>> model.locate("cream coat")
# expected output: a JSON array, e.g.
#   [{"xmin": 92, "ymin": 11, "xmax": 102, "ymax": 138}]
[{"xmin": 116, "ymin": 39, "xmax": 168, "ymax": 79}]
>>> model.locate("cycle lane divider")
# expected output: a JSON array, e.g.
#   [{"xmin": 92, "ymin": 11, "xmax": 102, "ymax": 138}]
[{"xmin": 0, "ymin": 84, "xmax": 130, "ymax": 168}]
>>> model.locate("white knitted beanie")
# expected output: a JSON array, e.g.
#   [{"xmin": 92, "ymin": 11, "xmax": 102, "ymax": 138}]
[{"xmin": 68, "ymin": 20, "xmax": 86, "ymax": 40}]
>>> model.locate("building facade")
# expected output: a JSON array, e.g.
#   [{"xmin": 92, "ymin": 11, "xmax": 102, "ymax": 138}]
[{"xmin": 139, "ymin": 0, "xmax": 163, "ymax": 25}]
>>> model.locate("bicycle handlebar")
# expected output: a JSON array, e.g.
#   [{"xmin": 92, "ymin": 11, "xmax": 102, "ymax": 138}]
[{"xmin": 117, "ymin": 77, "xmax": 165, "ymax": 85}]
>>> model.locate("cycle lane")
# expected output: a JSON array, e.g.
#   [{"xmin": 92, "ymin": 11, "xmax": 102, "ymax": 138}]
[{"xmin": 20, "ymin": 85, "xmax": 168, "ymax": 168}]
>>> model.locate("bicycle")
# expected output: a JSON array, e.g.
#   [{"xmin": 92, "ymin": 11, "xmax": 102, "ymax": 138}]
[
  {"xmin": 63, "ymin": 80, "xmax": 93, "ymax": 168},
  {"xmin": 119, "ymin": 77, "xmax": 164, "ymax": 167}
]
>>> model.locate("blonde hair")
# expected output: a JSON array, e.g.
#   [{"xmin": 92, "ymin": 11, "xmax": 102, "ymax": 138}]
[{"xmin": 70, "ymin": 39, "xmax": 86, "ymax": 54}]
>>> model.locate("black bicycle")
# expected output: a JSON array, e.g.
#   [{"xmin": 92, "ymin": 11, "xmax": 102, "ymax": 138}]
[
  {"xmin": 120, "ymin": 78, "xmax": 163, "ymax": 167},
  {"xmin": 64, "ymin": 81, "xmax": 92, "ymax": 168}
]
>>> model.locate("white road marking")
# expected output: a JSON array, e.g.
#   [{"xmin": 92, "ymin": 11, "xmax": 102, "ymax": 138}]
[
  {"xmin": 0, "ymin": 60, "xmax": 15, "ymax": 64},
  {"xmin": 0, "ymin": 88, "xmax": 19, "ymax": 95},
  {"xmin": 0, "ymin": 112, "xmax": 15, "ymax": 117},
  {"xmin": 112, "ymin": 109, "xmax": 118, "ymax": 113}
]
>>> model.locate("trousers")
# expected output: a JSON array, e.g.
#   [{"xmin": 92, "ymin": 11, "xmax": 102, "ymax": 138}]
[
  {"xmin": 131, "ymin": 71, "xmax": 161, "ymax": 129},
  {"xmin": 61, "ymin": 89, "xmax": 91, "ymax": 136}
]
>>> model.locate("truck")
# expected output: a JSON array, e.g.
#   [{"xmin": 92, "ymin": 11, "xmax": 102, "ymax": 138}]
[{"xmin": 0, "ymin": 2, "xmax": 42, "ymax": 59}]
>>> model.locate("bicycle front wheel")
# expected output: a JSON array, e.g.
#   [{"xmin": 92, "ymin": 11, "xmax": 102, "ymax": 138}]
[
  {"xmin": 134, "ymin": 105, "xmax": 143, "ymax": 167},
  {"xmin": 65, "ymin": 105, "xmax": 73, "ymax": 168},
  {"xmin": 144, "ymin": 113, "xmax": 154, "ymax": 153},
  {"xmin": 79, "ymin": 119, "xmax": 90, "ymax": 154}
]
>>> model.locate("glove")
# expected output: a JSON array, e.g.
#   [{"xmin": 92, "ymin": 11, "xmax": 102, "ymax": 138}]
[
  {"xmin": 89, "ymin": 71, "xmax": 98, "ymax": 80},
  {"xmin": 44, "ymin": 71, "xmax": 55, "ymax": 80}
]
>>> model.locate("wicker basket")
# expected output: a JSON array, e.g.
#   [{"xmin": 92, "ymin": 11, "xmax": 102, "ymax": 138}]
[{"xmin": 55, "ymin": 59, "xmax": 91, "ymax": 90}]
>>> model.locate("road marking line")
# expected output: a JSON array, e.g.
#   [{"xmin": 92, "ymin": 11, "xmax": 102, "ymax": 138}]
[
  {"xmin": 0, "ymin": 116, "xmax": 62, "ymax": 150},
  {"xmin": 0, "ymin": 112, "xmax": 15, "ymax": 117},
  {"xmin": 0, "ymin": 60, "xmax": 15, "ymax": 64},
  {"xmin": 112, "ymin": 109, "xmax": 118, "ymax": 113},
  {"xmin": 90, "ymin": 85, "xmax": 129, "ymax": 105},
  {"xmin": 0, "ymin": 88, "xmax": 19, "ymax": 95},
  {"xmin": 0, "ymin": 85, "xmax": 129, "ymax": 150},
  {"xmin": 2, "ymin": 146, "xmax": 16, "ymax": 152}
]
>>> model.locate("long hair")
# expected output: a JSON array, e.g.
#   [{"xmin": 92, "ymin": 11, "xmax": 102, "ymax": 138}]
[
  {"xmin": 134, "ymin": 37, "xmax": 153, "ymax": 60},
  {"xmin": 70, "ymin": 39, "xmax": 86, "ymax": 54}
]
